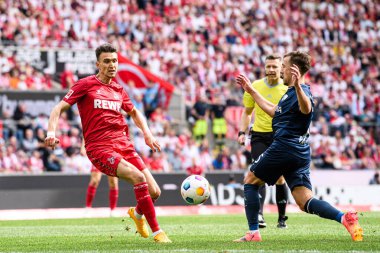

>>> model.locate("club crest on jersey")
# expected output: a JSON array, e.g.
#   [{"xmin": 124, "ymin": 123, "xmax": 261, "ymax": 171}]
[
  {"xmin": 281, "ymin": 94, "xmax": 288, "ymax": 101},
  {"xmin": 65, "ymin": 90, "xmax": 74, "ymax": 99},
  {"xmin": 107, "ymin": 156, "xmax": 115, "ymax": 165},
  {"xmin": 113, "ymin": 93, "xmax": 119, "ymax": 100}
]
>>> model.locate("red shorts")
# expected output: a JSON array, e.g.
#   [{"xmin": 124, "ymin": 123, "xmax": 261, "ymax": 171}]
[{"xmin": 86, "ymin": 140, "xmax": 147, "ymax": 177}]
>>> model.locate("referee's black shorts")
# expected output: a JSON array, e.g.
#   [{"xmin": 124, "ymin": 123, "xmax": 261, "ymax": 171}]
[{"xmin": 250, "ymin": 131, "xmax": 274, "ymax": 161}]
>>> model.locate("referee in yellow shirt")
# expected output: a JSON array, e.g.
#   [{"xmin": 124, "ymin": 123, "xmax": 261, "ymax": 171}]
[{"xmin": 238, "ymin": 54, "xmax": 289, "ymax": 228}]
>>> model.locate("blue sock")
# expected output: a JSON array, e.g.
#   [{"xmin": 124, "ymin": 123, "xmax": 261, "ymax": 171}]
[
  {"xmin": 244, "ymin": 184, "xmax": 260, "ymax": 231},
  {"xmin": 304, "ymin": 198, "xmax": 344, "ymax": 223}
]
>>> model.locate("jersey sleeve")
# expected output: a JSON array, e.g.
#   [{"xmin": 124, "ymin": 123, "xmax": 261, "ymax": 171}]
[
  {"xmin": 63, "ymin": 79, "xmax": 88, "ymax": 105},
  {"xmin": 303, "ymin": 85, "xmax": 315, "ymax": 109},
  {"xmin": 242, "ymin": 82, "xmax": 256, "ymax": 108},
  {"xmin": 121, "ymin": 88, "xmax": 134, "ymax": 113}
]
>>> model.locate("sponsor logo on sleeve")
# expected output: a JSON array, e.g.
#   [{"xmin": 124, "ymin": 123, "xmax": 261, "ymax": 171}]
[
  {"xmin": 281, "ymin": 94, "xmax": 288, "ymax": 101},
  {"xmin": 107, "ymin": 156, "xmax": 115, "ymax": 165},
  {"xmin": 65, "ymin": 89, "xmax": 74, "ymax": 99}
]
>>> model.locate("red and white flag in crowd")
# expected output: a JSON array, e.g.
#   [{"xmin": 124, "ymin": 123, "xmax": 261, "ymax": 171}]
[{"xmin": 115, "ymin": 53, "xmax": 175, "ymax": 108}]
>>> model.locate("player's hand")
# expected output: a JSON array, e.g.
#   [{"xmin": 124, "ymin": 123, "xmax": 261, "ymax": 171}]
[
  {"xmin": 290, "ymin": 64, "xmax": 302, "ymax": 88},
  {"xmin": 237, "ymin": 134, "xmax": 245, "ymax": 146},
  {"xmin": 236, "ymin": 74, "xmax": 255, "ymax": 94},
  {"xmin": 44, "ymin": 136, "xmax": 60, "ymax": 150},
  {"xmin": 144, "ymin": 134, "xmax": 161, "ymax": 152}
]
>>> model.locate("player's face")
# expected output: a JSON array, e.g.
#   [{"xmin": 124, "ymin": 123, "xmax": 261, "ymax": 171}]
[
  {"xmin": 265, "ymin": 59, "xmax": 281, "ymax": 81},
  {"xmin": 96, "ymin": 52, "xmax": 118, "ymax": 79},
  {"xmin": 281, "ymin": 56, "xmax": 292, "ymax": 86}
]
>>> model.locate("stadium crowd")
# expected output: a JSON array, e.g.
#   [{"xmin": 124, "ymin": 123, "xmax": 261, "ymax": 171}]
[{"xmin": 0, "ymin": 0, "xmax": 379, "ymax": 173}]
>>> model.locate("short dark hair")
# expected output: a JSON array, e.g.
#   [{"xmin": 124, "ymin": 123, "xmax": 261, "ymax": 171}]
[
  {"xmin": 95, "ymin": 43, "xmax": 117, "ymax": 60},
  {"xmin": 284, "ymin": 51, "xmax": 311, "ymax": 75},
  {"xmin": 265, "ymin": 53, "xmax": 282, "ymax": 61}
]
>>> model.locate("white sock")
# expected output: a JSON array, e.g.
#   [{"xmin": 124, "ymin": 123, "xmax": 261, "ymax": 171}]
[
  {"xmin": 152, "ymin": 229, "xmax": 162, "ymax": 237},
  {"xmin": 249, "ymin": 230, "xmax": 258, "ymax": 234},
  {"xmin": 134, "ymin": 209, "xmax": 143, "ymax": 220}
]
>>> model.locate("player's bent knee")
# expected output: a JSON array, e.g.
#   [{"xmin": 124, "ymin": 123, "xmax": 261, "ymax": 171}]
[
  {"xmin": 89, "ymin": 172, "xmax": 101, "ymax": 187},
  {"xmin": 243, "ymin": 171, "xmax": 264, "ymax": 185},
  {"xmin": 108, "ymin": 176, "xmax": 118, "ymax": 189},
  {"xmin": 118, "ymin": 171, "xmax": 144, "ymax": 184},
  {"xmin": 295, "ymin": 199, "xmax": 306, "ymax": 211},
  {"xmin": 129, "ymin": 171, "xmax": 146, "ymax": 184},
  {"xmin": 150, "ymin": 187, "xmax": 161, "ymax": 200},
  {"xmin": 291, "ymin": 186, "xmax": 313, "ymax": 211},
  {"xmin": 117, "ymin": 160, "xmax": 146, "ymax": 184},
  {"xmin": 89, "ymin": 180, "xmax": 99, "ymax": 187}
]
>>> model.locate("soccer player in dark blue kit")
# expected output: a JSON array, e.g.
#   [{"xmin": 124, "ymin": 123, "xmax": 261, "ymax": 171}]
[{"xmin": 234, "ymin": 51, "xmax": 363, "ymax": 242}]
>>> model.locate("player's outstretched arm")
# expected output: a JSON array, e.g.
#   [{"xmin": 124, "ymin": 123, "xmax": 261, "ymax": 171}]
[
  {"xmin": 128, "ymin": 107, "xmax": 161, "ymax": 152},
  {"xmin": 291, "ymin": 65, "xmax": 312, "ymax": 114},
  {"xmin": 238, "ymin": 107, "xmax": 253, "ymax": 145},
  {"xmin": 236, "ymin": 74, "xmax": 276, "ymax": 117},
  {"xmin": 45, "ymin": 100, "xmax": 71, "ymax": 149}
]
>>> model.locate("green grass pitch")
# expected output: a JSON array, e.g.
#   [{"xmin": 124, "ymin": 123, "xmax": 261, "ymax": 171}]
[{"xmin": 0, "ymin": 212, "xmax": 379, "ymax": 252}]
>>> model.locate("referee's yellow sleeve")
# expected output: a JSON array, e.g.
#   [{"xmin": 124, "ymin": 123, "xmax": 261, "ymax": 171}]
[{"xmin": 242, "ymin": 82, "xmax": 255, "ymax": 108}]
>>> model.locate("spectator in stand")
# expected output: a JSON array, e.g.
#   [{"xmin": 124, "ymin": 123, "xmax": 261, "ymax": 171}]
[
  {"xmin": 149, "ymin": 107, "xmax": 171, "ymax": 135},
  {"xmin": 3, "ymin": 145, "xmax": 21, "ymax": 172},
  {"xmin": 7, "ymin": 136, "xmax": 20, "ymax": 151},
  {"xmin": 62, "ymin": 147, "xmax": 89, "ymax": 174},
  {"xmin": 60, "ymin": 64, "xmax": 75, "ymax": 89},
  {"xmin": 212, "ymin": 147, "xmax": 233, "ymax": 171},
  {"xmin": 34, "ymin": 114, "xmax": 49, "ymax": 130},
  {"xmin": 13, "ymin": 103, "xmax": 32, "ymax": 140},
  {"xmin": 230, "ymin": 149, "xmax": 247, "ymax": 171},
  {"xmin": 132, "ymin": 93, "xmax": 145, "ymax": 113},
  {"xmin": 361, "ymin": 146, "xmax": 377, "ymax": 170},
  {"xmin": 186, "ymin": 158, "xmax": 205, "ymax": 176},
  {"xmin": 147, "ymin": 152, "xmax": 170, "ymax": 172},
  {"xmin": 199, "ymin": 142, "xmax": 213, "ymax": 172},
  {"xmin": 0, "ymin": 149, "xmax": 5, "ymax": 173},
  {"xmin": 166, "ymin": 144, "xmax": 183, "ymax": 172},
  {"xmin": 143, "ymin": 82, "xmax": 159, "ymax": 118},
  {"xmin": 212, "ymin": 153, "xmax": 224, "ymax": 170},
  {"xmin": 0, "ymin": 72, "xmax": 11, "ymax": 89},
  {"xmin": 210, "ymin": 96, "xmax": 227, "ymax": 150},
  {"xmin": 44, "ymin": 153, "xmax": 62, "ymax": 172},
  {"xmin": 191, "ymin": 94, "xmax": 210, "ymax": 142},
  {"xmin": 21, "ymin": 128, "xmax": 38, "ymax": 154},
  {"xmin": 29, "ymin": 150, "xmax": 44, "ymax": 173}
]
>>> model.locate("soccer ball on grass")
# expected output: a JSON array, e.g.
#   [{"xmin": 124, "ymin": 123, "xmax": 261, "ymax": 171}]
[{"xmin": 180, "ymin": 175, "xmax": 211, "ymax": 205}]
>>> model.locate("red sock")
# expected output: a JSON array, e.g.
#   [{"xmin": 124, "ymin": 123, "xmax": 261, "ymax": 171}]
[
  {"xmin": 109, "ymin": 188, "xmax": 119, "ymax": 210},
  {"xmin": 134, "ymin": 182, "xmax": 160, "ymax": 232},
  {"xmin": 136, "ymin": 198, "xmax": 156, "ymax": 215},
  {"xmin": 86, "ymin": 185, "xmax": 97, "ymax": 207}
]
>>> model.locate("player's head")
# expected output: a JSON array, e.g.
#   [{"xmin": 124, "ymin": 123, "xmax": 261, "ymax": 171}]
[
  {"xmin": 265, "ymin": 54, "xmax": 282, "ymax": 82},
  {"xmin": 95, "ymin": 43, "xmax": 118, "ymax": 79},
  {"xmin": 281, "ymin": 51, "xmax": 311, "ymax": 86}
]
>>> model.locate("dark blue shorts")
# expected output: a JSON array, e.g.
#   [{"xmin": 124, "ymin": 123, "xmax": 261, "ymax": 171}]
[{"xmin": 249, "ymin": 140, "xmax": 312, "ymax": 191}]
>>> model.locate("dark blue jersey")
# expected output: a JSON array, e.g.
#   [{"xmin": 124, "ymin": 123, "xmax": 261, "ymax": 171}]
[{"xmin": 272, "ymin": 84, "xmax": 314, "ymax": 145}]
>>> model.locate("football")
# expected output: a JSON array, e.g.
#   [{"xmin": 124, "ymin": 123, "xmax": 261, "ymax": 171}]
[{"xmin": 180, "ymin": 175, "xmax": 211, "ymax": 205}]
